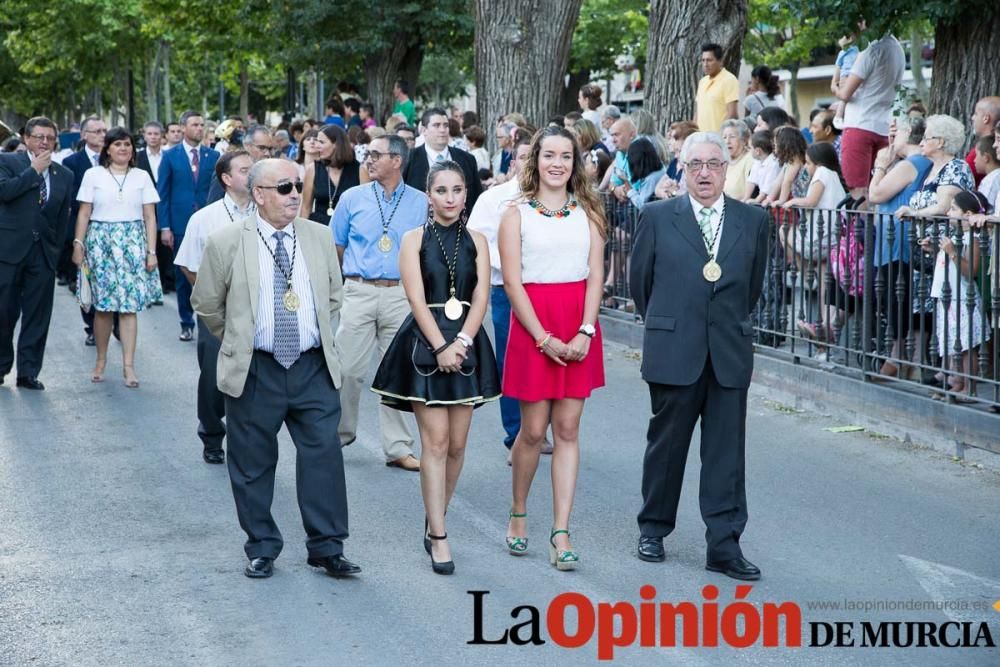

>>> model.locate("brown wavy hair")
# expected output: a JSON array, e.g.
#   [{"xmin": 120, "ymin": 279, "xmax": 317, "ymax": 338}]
[{"xmin": 519, "ymin": 126, "xmax": 607, "ymax": 237}]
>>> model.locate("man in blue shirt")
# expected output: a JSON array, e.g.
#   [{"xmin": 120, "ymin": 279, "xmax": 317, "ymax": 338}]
[{"xmin": 332, "ymin": 134, "xmax": 424, "ymax": 471}]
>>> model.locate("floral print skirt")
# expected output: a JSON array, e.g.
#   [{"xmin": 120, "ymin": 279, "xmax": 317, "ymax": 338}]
[{"xmin": 79, "ymin": 220, "xmax": 162, "ymax": 313}]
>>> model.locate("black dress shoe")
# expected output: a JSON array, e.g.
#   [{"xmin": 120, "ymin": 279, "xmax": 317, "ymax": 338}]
[
  {"xmin": 706, "ymin": 556, "xmax": 761, "ymax": 581},
  {"xmin": 16, "ymin": 376, "xmax": 45, "ymax": 391},
  {"xmin": 203, "ymin": 448, "xmax": 225, "ymax": 464},
  {"xmin": 179, "ymin": 327, "xmax": 194, "ymax": 342},
  {"xmin": 307, "ymin": 554, "xmax": 361, "ymax": 578},
  {"xmin": 85, "ymin": 333, "xmax": 96, "ymax": 346},
  {"xmin": 638, "ymin": 536, "xmax": 665, "ymax": 562},
  {"xmin": 245, "ymin": 556, "xmax": 274, "ymax": 578}
]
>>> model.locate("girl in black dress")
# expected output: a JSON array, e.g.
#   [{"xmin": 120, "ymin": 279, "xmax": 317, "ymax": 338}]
[
  {"xmin": 299, "ymin": 124, "xmax": 366, "ymax": 224},
  {"xmin": 371, "ymin": 160, "xmax": 500, "ymax": 575}
]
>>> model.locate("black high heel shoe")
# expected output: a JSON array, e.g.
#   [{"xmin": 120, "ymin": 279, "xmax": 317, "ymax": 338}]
[{"xmin": 428, "ymin": 533, "xmax": 455, "ymax": 575}]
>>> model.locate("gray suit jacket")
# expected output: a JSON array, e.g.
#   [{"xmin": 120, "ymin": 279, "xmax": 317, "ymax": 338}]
[
  {"xmin": 191, "ymin": 215, "xmax": 343, "ymax": 397},
  {"xmin": 629, "ymin": 195, "xmax": 769, "ymax": 389}
]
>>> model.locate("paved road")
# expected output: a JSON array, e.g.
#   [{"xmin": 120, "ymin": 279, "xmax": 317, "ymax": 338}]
[{"xmin": 1, "ymin": 288, "xmax": 998, "ymax": 666}]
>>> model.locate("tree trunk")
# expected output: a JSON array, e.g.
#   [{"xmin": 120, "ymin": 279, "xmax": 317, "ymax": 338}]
[
  {"xmin": 644, "ymin": 0, "xmax": 747, "ymax": 134},
  {"xmin": 239, "ymin": 62, "xmax": 249, "ymax": 120},
  {"xmin": 909, "ymin": 25, "xmax": 928, "ymax": 103},
  {"xmin": 364, "ymin": 39, "xmax": 423, "ymax": 125},
  {"xmin": 145, "ymin": 44, "xmax": 161, "ymax": 122},
  {"xmin": 474, "ymin": 0, "xmax": 583, "ymax": 147},
  {"xmin": 560, "ymin": 70, "xmax": 591, "ymax": 116},
  {"xmin": 927, "ymin": 11, "xmax": 1000, "ymax": 128},
  {"xmin": 788, "ymin": 64, "xmax": 799, "ymax": 122},
  {"xmin": 162, "ymin": 41, "xmax": 173, "ymax": 123}
]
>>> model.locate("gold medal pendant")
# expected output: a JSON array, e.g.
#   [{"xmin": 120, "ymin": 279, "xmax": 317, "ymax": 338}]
[
  {"xmin": 283, "ymin": 289, "xmax": 300, "ymax": 312},
  {"xmin": 326, "ymin": 207, "xmax": 334, "ymax": 218},
  {"xmin": 378, "ymin": 233, "xmax": 393, "ymax": 253},
  {"xmin": 444, "ymin": 296, "xmax": 463, "ymax": 320},
  {"xmin": 703, "ymin": 259, "xmax": 722, "ymax": 283}
]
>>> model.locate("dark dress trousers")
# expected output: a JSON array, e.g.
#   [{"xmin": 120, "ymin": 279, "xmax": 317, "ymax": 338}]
[
  {"xmin": 629, "ymin": 195, "xmax": 768, "ymax": 562},
  {"xmin": 61, "ymin": 149, "xmax": 100, "ymax": 333},
  {"xmin": 0, "ymin": 153, "xmax": 73, "ymax": 379},
  {"xmin": 402, "ymin": 145, "xmax": 482, "ymax": 214},
  {"xmin": 136, "ymin": 148, "xmax": 175, "ymax": 293}
]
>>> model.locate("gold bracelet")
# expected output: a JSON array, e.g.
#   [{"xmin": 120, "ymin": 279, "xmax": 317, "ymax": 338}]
[{"xmin": 536, "ymin": 333, "xmax": 552, "ymax": 351}]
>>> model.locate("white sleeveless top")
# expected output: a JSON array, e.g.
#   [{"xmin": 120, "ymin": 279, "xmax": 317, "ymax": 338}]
[{"xmin": 517, "ymin": 198, "xmax": 591, "ymax": 283}]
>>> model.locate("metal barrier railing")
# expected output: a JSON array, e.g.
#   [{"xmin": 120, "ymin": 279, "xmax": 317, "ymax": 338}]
[{"xmin": 600, "ymin": 193, "xmax": 999, "ymax": 410}]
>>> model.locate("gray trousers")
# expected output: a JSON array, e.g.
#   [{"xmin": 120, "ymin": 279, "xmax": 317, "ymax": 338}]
[
  {"xmin": 225, "ymin": 348, "xmax": 349, "ymax": 560},
  {"xmin": 196, "ymin": 318, "xmax": 226, "ymax": 450}
]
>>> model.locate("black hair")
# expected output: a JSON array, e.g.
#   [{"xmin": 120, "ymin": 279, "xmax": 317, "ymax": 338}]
[
  {"xmin": 627, "ymin": 137, "xmax": 663, "ymax": 182},
  {"xmin": 548, "ymin": 114, "xmax": 565, "ymax": 127},
  {"xmin": 701, "ymin": 43, "xmax": 724, "ymax": 60},
  {"xmin": 98, "ymin": 127, "xmax": 136, "ymax": 168},
  {"xmin": 462, "ymin": 111, "xmax": 479, "ymax": 130},
  {"xmin": 750, "ymin": 65, "xmax": 780, "ymax": 98},
  {"xmin": 344, "ymin": 98, "xmax": 360, "ymax": 114},
  {"xmin": 758, "ymin": 106, "xmax": 791, "ymax": 131},
  {"xmin": 394, "ymin": 79, "xmax": 410, "ymax": 96},
  {"xmin": 2, "ymin": 137, "xmax": 23, "ymax": 152},
  {"xmin": 179, "ymin": 110, "xmax": 201, "ymax": 126},
  {"xmin": 953, "ymin": 189, "xmax": 991, "ymax": 215},
  {"xmin": 750, "ymin": 130, "xmax": 773, "ymax": 154},
  {"xmin": 420, "ymin": 107, "xmax": 448, "ymax": 128},
  {"xmin": 325, "ymin": 96, "xmax": 345, "ymax": 116},
  {"xmin": 215, "ymin": 149, "xmax": 250, "ymax": 185},
  {"xmin": 805, "ymin": 141, "xmax": 845, "ymax": 188}
]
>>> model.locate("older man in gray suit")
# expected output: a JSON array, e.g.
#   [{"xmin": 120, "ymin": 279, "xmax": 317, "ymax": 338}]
[
  {"xmin": 192, "ymin": 158, "xmax": 360, "ymax": 580},
  {"xmin": 630, "ymin": 132, "xmax": 769, "ymax": 580}
]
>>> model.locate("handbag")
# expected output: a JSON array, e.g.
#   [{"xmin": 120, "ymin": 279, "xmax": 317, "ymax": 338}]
[
  {"xmin": 78, "ymin": 261, "xmax": 95, "ymax": 311},
  {"xmin": 829, "ymin": 211, "xmax": 864, "ymax": 296},
  {"xmin": 412, "ymin": 318, "xmax": 477, "ymax": 375}
]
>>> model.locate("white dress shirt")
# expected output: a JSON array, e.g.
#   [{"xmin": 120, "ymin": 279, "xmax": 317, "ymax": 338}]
[
  {"xmin": 253, "ymin": 215, "xmax": 321, "ymax": 353},
  {"xmin": 688, "ymin": 194, "xmax": 725, "ymax": 257},
  {"xmin": 174, "ymin": 195, "xmax": 253, "ymax": 273},
  {"xmin": 85, "ymin": 146, "xmax": 100, "ymax": 167},
  {"xmin": 145, "ymin": 149, "xmax": 163, "ymax": 182},
  {"xmin": 425, "ymin": 145, "xmax": 451, "ymax": 166},
  {"xmin": 466, "ymin": 178, "xmax": 521, "ymax": 286}
]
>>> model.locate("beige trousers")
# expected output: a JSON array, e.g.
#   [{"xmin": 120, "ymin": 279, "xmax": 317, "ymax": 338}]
[{"xmin": 335, "ymin": 280, "xmax": 414, "ymax": 461}]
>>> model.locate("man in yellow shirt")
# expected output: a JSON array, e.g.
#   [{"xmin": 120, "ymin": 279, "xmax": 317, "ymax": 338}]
[{"xmin": 694, "ymin": 43, "xmax": 740, "ymax": 133}]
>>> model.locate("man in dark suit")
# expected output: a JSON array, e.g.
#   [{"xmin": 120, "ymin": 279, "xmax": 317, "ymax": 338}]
[
  {"xmin": 62, "ymin": 116, "xmax": 107, "ymax": 344},
  {"xmin": 629, "ymin": 132, "xmax": 769, "ymax": 581},
  {"xmin": 402, "ymin": 107, "xmax": 482, "ymax": 213},
  {"xmin": 136, "ymin": 120, "xmax": 174, "ymax": 295},
  {"xmin": 0, "ymin": 117, "xmax": 74, "ymax": 390},
  {"xmin": 157, "ymin": 110, "xmax": 219, "ymax": 341}
]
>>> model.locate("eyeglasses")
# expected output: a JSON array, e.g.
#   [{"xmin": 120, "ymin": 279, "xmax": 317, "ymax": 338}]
[
  {"xmin": 921, "ymin": 135, "xmax": 941, "ymax": 143},
  {"xmin": 28, "ymin": 134, "xmax": 56, "ymax": 143},
  {"xmin": 257, "ymin": 181, "xmax": 303, "ymax": 195},
  {"xmin": 366, "ymin": 150, "xmax": 399, "ymax": 162},
  {"xmin": 686, "ymin": 159, "xmax": 725, "ymax": 172}
]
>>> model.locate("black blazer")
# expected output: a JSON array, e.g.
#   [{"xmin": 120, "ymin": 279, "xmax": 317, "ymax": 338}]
[
  {"xmin": 402, "ymin": 144, "xmax": 482, "ymax": 213},
  {"xmin": 62, "ymin": 148, "xmax": 97, "ymax": 236},
  {"xmin": 629, "ymin": 195, "xmax": 769, "ymax": 389},
  {"xmin": 136, "ymin": 148, "xmax": 161, "ymax": 224},
  {"xmin": 0, "ymin": 152, "xmax": 73, "ymax": 270}
]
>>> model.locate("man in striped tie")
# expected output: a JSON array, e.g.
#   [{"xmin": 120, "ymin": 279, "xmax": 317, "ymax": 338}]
[{"xmin": 192, "ymin": 158, "xmax": 360, "ymax": 580}]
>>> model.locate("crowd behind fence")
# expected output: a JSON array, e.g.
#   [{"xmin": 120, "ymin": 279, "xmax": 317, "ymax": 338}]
[{"xmin": 600, "ymin": 193, "xmax": 1000, "ymax": 409}]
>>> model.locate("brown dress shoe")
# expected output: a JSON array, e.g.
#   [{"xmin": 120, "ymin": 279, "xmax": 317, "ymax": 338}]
[{"xmin": 385, "ymin": 454, "xmax": 420, "ymax": 471}]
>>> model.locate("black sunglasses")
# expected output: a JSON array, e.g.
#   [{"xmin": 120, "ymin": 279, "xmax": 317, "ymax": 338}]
[{"xmin": 257, "ymin": 181, "xmax": 303, "ymax": 195}]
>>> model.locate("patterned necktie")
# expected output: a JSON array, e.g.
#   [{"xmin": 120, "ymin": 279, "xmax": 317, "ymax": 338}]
[
  {"xmin": 38, "ymin": 171, "xmax": 47, "ymax": 206},
  {"xmin": 92, "ymin": 153, "xmax": 99, "ymax": 166},
  {"xmin": 435, "ymin": 153, "xmax": 444, "ymax": 162},
  {"xmin": 190, "ymin": 148, "xmax": 199, "ymax": 182},
  {"xmin": 698, "ymin": 206, "xmax": 714, "ymax": 253},
  {"xmin": 271, "ymin": 231, "xmax": 300, "ymax": 369}
]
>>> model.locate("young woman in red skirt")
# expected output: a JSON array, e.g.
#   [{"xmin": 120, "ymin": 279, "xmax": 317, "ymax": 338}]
[{"xmin": 498, "ymin": 126, "xmax": 607, "ymax": 570}]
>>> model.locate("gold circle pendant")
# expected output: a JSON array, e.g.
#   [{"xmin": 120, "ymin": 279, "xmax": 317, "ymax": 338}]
[
  {"xmin": 283, "ymin": 289, "xmax": 300, "ymax": 312},
  {"xmin": 703, "ymin": 260, "xmax": 722, "ymax": 283},
  {"xmin": 378, "ymin": 234, "xmax": 393, "ymax": 252}
]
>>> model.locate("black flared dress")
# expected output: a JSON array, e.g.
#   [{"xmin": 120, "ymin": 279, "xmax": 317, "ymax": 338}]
[{"xmin": 371, "ymin": 221, "xmax": 501, "ymax": 412}]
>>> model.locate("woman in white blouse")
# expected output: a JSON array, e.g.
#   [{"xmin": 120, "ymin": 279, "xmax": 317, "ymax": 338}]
[{"xmin": 72, "ymin": 127, "xmax": 161, "ymax": 387}]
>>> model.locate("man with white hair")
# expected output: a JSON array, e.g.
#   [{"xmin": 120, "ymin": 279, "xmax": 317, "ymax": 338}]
[{"xmin": 630, "ymin": 132, "xmax": 769, "ymax": 581}]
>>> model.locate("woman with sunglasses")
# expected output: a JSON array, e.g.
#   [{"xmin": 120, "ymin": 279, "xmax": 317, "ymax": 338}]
[
  {"xmin": 71, "ymin": 127, "xmax": 162, "ymax": 387},
  {"xmin": 300, "ymin": 125, "xmax": 368, "ymax": 225},
  {"xmin": 499, "ymin": 126, "xmax": 607, "ymax": 571},
  {"xmin": 371, "ymin": 161, "xmax": 500, "ymax": 575}
]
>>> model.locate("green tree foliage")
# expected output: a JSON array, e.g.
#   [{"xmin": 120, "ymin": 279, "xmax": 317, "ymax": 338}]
[{"xmin": 569, "ymin": 0, "xmax": 648, "ymax": 77}]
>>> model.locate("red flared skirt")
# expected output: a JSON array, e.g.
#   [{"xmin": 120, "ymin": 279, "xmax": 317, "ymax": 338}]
[{"xmin": 502, "ymin": 281, "xmax": 605, "ymax": 401}]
